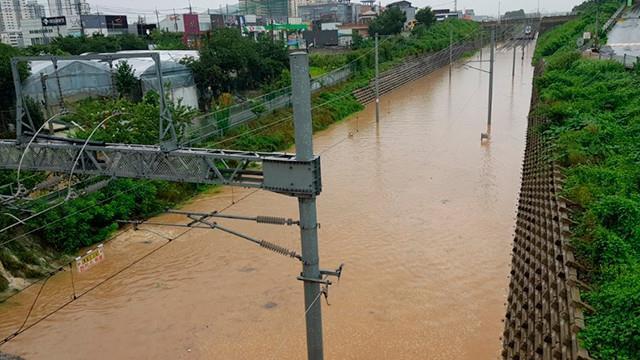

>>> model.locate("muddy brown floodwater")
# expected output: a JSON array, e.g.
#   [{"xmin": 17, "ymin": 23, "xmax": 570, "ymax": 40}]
[{"xmin": 0, "ymin": 44, "xmax": 535, "ymax": 360}]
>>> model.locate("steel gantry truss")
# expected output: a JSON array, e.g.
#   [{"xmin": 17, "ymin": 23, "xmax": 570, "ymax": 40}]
[
  {"xmin": 2, "ymin": 52, "xmax": 336, "ymax": 360},
  {"xmin": 0, "ymin": 139, "xmax": 322, "ymax": 198}
]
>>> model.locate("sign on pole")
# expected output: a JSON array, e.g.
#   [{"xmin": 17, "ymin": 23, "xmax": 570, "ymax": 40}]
[
  {"xmin": 41, "ymin": 16, "xmax": 66, "ymax": 27},
  {"xmin": 75, "ymin": 244, "xmax": 105, "ymax": 273}
]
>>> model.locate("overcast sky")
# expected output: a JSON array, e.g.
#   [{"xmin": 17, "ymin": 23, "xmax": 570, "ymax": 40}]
[{"xmin": 89, "ymin": 0, "xmax": 586, "ymax": 20}]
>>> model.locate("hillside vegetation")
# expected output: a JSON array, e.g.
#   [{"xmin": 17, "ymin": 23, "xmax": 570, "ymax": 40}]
[{"xmin": 532, "ymin": 0, "xmax": 639, "ymax": 357}]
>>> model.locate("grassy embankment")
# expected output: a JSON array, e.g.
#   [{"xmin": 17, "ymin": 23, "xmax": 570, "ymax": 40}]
[
  {"xmin": 0, "ymin": 19, "xmax": 479, "ymax": 293},
  {"xmin": 531, "ymin": 0, "xmax": 639, "ymax": 358}
]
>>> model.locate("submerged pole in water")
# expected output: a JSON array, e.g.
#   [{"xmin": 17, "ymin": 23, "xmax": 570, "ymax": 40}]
[
  {"xmin": 512, "ymin": 45, "xmax": 516, "ymax": 78},
  {"xmin": 488, "ymin": 29, "xmax": 495, "ymax": 130},
  {"xmin": 482, "ymin": 28, "xmax": 495, "ymax": 142},
  {"xmin": 290, "ymin": 51, "xmax": 324, "ymax": 360},
  {"xmin": 375, "ymin": 33, "xmax": 380, "ymax": 124},
  {"xmin": 480, "ymin": 30, "xmax": 483, "ymax": 61},
  {"xmin": 449, "ymin": 27, "xmax": 453, "ymax": 77}
]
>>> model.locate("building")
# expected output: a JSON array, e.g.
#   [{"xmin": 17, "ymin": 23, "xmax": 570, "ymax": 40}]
[
  {"xmin": 238, "ymin": 0, "xmax": 288, "ymax": 21},
  {"xmin": 0, "ymin": 32, "xmax": 23, "ymax": 46},
  {"xmin": 23, "ymin": 0, "xmax": 45, "ymax": 19},
  {"xmin": 158, "ymin": 13, "xmax": 211, "ymax": 33},
  {"xmin": 1, "ymin": 0, "xmax": 24, "ymax": 32},
  {"xmin": 47, "ymin": 0, "xmax": 89, "ymax": 17},
  {"xmin": 47, "ymin": 0, "xmax": 62, "ymax": 16},
  {"xmin": 20, "ymin": 18, "xmax": 59, "ymax": 46},
  {"xmin": 81, "ymin": 15, "xmax": 128, "ymax": 36},
  {"xmin": 433, "ymin": 8, "xmax": 458, "ymax": 21},
  {"xmin": 0, "ymin": 0, "xmax": 27, "ymax": 46},
  {"xmin": 298, "ymin": 2, "xmax": 361, "ymax": 24},
  {"xmin": 386, "ymin": 0, "xmax": 416, "ymax": 23}
]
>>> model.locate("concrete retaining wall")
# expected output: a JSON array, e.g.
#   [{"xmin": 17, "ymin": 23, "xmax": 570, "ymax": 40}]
[{"xmin": 501, "ymin": 64, "xmax": 592, "ymax": 360}]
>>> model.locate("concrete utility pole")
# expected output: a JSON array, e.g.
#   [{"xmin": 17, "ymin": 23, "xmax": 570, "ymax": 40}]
[
  {"xmin": 488, "ymin": 29, "xmax": 495, "ymax": 130},
  {"xmin": 290, "ymin": 52, "xmax": 324, "ymax": 360},
  {"xmin": 173, "ymin": 9, "xmax": 178, "ymax": 32},
  {"xmin": 512, "ymin": 45, "xmax": 516, "ymax": 78},
  {"xmin": 77, "ymin": 2, "xmax": 85, "ymax": 37},
  {"xmin": 375, "ymin": 33, "xmax": 380, "ymax": 124},
  {"xmin": 479, "ymin": 31, "xmax": 483, "ymax": 61},
  {"xmin": 449, "ymin": 27, "xmax": 453, "ymax": 77},
  {"xmin": 480, "ymin": 28, "xmax": 495, "ymax": 142}
]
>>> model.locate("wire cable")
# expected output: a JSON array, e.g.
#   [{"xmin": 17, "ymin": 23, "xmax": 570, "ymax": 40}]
[
  {"xmin": 0, "ymin": 182, "xmax": 144, "ymax": 249},
  {"xmin": 0, "ymin": 229, "xmax": 189, "ymax": 347},
  {"xmin": 180, "ymin": 44, "xmax": 383, "ymax": 145},
  {"xmin": 0, "ymin": 185, "xmax": 262, "ymax": 346}
]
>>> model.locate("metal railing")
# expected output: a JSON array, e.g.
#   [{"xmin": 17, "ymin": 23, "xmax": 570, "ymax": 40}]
[
  {"xmin": 602, "ymin": 3, "xmax": 627, "ymax": 33},
  {"xmin": 180, "ymin": 64, "xmax": 354, "ymax": 146}
]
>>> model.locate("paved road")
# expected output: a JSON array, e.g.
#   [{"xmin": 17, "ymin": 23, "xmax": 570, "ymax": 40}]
[{"xmin": 607, "ymin": 5, "xmax": 640, "ymax": 57}]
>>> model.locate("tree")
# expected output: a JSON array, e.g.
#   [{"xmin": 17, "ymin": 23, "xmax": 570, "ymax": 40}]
[
  {"xmin": 151, "ymin": 30, "xmax": 187, "ymax": 50},
  {"xmin": 415, "ymin": 7, "xmax": 436, "ymax": 27},
  {"xmin": 114, "ymin": 60, "xmax": 138, "ymax": 100},
  {"xmin": 368, "ymin": 7, "xmax": 407, "ymax": 36},
  {"xmin": 504, "ymin": 9, "xmax": 526, "ymax": 20},
  {"xmin": 352, "ymin": 30, "xmax": 364, "ymax": 49},
  {"xmin": 0, "ymin": 43, "xmax": 28, "ymax": 134},
  {"xmin": 184, "ymin": 28, "xmax": 288, "ymax": 111}
]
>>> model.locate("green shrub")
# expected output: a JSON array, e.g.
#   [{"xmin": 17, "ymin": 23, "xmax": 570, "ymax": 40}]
[{"xmin": 530, "ymin": 1, "xmax": 640, "ymax": 356}]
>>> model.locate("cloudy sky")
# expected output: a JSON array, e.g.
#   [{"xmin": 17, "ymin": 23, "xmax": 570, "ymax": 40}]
[{"xmin": 88, "ymin": 0, "xmax": 586, "ymax": 20}]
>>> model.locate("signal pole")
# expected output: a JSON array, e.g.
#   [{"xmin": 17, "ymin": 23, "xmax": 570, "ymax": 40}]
[
  {"xmin": 375, "ymin": 33, "xmax": 380, "ymax": 124},
  {"xmin": 290, "ymin": 52, "xmax": 324, "ymax": 360}
]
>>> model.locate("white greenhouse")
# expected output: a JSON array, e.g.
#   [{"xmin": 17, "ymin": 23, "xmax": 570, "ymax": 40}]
[{"xmin": 21, "ymin": 50, "xmax": 200, "ymax": 111}]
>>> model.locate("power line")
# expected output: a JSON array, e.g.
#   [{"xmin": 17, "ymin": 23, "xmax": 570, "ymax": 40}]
[
  {"xmin": 187, "ymin": 28, "xmax": 484, "ymax": 148},
  {"xmin": 0, "ymin": 228, "xmax": 188, "ymax": 346},
  {"xmin": 0, "ymin": 181, "xmax": 143, "ymax": 248},
  {"xmin": 181, "ymin": 44, "xmax": 382, "ymax": 145},
  {"xmin": 0, "ymin": 186, "xmax": 262, "ymax": 345}
]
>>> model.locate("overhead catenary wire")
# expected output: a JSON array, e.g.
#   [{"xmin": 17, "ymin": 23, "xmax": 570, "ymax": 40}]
[
  {"xmin": 0, "ymin": 229, "xmax": 189, "ymax": 347},
  {"xmin": 0, "ymin": 187, "xmax": 262, "ymax": 346},
  {"xmin": 0, "ymin": 24, "xmax": 520, "ymax": 353},
  {"xmin": 0, "ymin": 181, "xmax": 144, "ymax": 249},
  {"xmin": 0, "ymin": 23, "xmax": 516, "ymax": 233},
  {"xmin": 189, "ymin": 27, "xmax": 494, "ymax": 148},
  {"xmin": 180, "ymin": 43, "xmax": 385, "ymax": 145}
]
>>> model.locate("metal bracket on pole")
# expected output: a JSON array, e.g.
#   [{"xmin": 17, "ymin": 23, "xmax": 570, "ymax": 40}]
[{"xmin": 298, "ymin": 263, "xmax": 344, "ymax": 306}]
